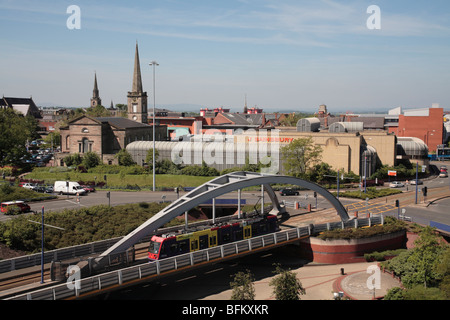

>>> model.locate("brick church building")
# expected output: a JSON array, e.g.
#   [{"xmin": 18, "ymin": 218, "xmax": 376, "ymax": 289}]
[{"xmin": 58, "ymin": 43, "xmax": 167, "ymax": 165}]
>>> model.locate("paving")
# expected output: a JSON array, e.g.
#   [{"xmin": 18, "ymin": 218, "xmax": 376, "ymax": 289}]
[{"xmin": 202, "ymin": 261, "xmax": 402, "ymax": 300}]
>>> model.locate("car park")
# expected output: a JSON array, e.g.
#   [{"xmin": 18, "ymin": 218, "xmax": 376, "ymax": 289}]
[
  {"xmin": 279, "ymin": 188, "xmax": 299, "ymax": 196},
  {"xmin": 389, "ymin": 181, "xmax": 404, "ymax": 188}
]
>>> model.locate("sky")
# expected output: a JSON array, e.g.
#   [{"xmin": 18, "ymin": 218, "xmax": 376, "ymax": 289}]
[{"xmin": 1, "ymin": 0, "xmax": 450, "ymax": 113}]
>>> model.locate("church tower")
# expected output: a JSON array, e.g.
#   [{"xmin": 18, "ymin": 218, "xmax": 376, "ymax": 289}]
[
  {"xmin": 127, "ymin": 42, "xmax": 148, "ymax": 123},
  {"xmin": 90, "ymin": 72, "xmax": 102, "ymax": 108}
]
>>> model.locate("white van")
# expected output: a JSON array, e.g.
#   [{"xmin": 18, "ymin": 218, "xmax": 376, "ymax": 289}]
[{"xmin": 54, "ymin": 181, "xmax": 87, "ymax": 195}]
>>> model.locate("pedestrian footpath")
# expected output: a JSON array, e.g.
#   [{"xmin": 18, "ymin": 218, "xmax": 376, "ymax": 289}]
[{"xmin": 203, "ymin": 261, "xmax": 401, "ymax": 300}]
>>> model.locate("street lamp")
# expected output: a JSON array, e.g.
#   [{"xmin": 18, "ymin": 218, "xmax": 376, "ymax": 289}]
[
  {"xmin": 149, "ymin": 61, "xmax": 159, "ymax": 192},
  {"xmin": 28, "ymin": 206, "xmax": 65, "ymax": 283}
]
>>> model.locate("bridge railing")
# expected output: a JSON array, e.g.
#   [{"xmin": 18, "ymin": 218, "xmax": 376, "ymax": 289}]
[{"xmin": 6, "ymin": 215, "xmax": 383, "ymax": 300}]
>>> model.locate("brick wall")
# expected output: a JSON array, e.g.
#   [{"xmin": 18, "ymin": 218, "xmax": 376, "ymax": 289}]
[{"xmin": 298, "ymin": 230, "xmax": 406, "ymax": 264}]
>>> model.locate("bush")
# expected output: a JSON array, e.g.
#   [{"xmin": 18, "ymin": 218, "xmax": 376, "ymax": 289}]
[
  {"xmin": 181, "ymin": 162, "xmax": 219, "ymax": 177},
  {"xmin": 82, "ymin": 152, "xmax": 100, "ymax": 169},
  {"xmin": 317, "ymin": 217, "xmax": 406, "ymax": 240},
  {"xmin": 364, "ymin": 249, "xmax": 407, "ymax": 261},
  {"xmin": 333, "ymin": 187, "xmax": 402, "ymax": 199},
  {"xmin": 0, "ymin": 185, "xmax": 54, "ymax": 203},
  {"xmin": 0, "ymin": 202, "xmax": 170, "ymax": 253}
]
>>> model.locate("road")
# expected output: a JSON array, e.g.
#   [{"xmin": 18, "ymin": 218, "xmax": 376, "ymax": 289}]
[{"xmin": 1, "ymin": 161, "xmax": 449, "ymax": 226}]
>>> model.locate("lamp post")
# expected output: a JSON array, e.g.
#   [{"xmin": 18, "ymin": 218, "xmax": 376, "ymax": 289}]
[
  {"xmin": 28, "ymin": 207, "xmax": 65, "ymax": 284},
  {"xmin": 41, "ymin": 206, "xmax": 44, "ymax": 284},
  {"xmin": 415, "ymin": 162, "xmax": 419, "ymax": 204},
  {"xmin": 149, "ymin": 61, "xmax": 159, "ymax": 192}
]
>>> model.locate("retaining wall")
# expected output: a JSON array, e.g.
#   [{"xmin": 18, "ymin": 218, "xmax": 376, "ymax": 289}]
[{"xmin": 298, "ymin": 230, "xmax": 406, "ymax": 264}]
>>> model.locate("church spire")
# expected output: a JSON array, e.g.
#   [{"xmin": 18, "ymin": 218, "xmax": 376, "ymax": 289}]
[
  {"xmin": 90, "ymin": 72, "xmax": 101, "ymax": 108},
  {"xmin": 127, "ymin": 42, "xmax": 148, "ymax": 123},
  {"xmin": 93, "ymin": 72, "xmax": 99, "ymax": 98},
  {"xmin": 132, "ymin": 42, "xmax": 143, "ymax": 93}
]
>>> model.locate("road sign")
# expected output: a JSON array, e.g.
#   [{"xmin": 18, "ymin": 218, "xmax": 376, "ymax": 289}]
[{"xmin": 388, "ymin": 170, "xmax": 397, "ymax": 176}]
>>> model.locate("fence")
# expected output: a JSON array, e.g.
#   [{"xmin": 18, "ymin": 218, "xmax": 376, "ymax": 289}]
[{"xmin": 6, "ymin": 216, "xmax": 383, "ymax": 300}]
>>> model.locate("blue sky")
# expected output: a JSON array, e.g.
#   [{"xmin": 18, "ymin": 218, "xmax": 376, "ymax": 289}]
[{"xmin": 1, "ymin": 0, "xmax": 450, "ymax": 113}]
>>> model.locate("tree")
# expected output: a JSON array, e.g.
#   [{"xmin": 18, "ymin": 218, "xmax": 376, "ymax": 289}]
[
  {"xmin": 0, "ymin": 108, "xmax": 39, "ymax": 166},
  {"xmin": 82, "ymin": 152, "xmax": 100, "ymax": 169},
  {"xmin": 403, "ymin": 227, "xmax": 447, "ymax": 288},
  {"xmin": 269, "ymin": 264, "xmax": 305, "ymax": 300},
  {"xmin": 64, "ymin": 153, "xmax": 82, "ymax": 167},
  {"xmin": 115, "ymin": 149, "xmax": 136, "ymax": 166},
  {"xmin": 85, "ymin": 105, "xmax": 111, "ymax": 117},
  {"xmin": 145, "ymin": 148, "xmax": 159, "ymax": 166},
  {"xmin": 230, "ymin": 270, "xmax": 255, "ymax": 300},
  {"xmin": 281, "ymin": 137, "xmax": 322, "ymax": 178},
  {"xmin": 43, "ymin": 131, "xmax": 61, "ymax": 148}
]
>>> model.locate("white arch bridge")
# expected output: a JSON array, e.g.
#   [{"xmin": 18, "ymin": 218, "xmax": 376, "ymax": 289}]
[{"xmin": 94, "ymin": 171, "xmax": 349, "ymax": 269}]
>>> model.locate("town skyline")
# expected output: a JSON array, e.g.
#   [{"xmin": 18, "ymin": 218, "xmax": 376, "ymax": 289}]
[{"xmin": 1, "ymin": 0, "xmax": 450, "ymax": 112}]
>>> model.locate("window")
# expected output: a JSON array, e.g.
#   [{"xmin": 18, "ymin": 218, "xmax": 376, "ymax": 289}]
[
  {"xmin": 191, "ymin": 240, "xmax": 198, "ymax": 251},
  {"xmin": 82, "ymin": 138, "xmax": 89, "ymax": 153},
  {"xmin": 132, "ymin": 104, "xmax": 137, "ymax": 113},
  {"xmin": 82, "ymin": 128, "xmax": 89, "ymax": 133}
]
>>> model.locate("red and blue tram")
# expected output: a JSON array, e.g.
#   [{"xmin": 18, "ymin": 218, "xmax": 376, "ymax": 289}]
[{"xmin": 148, "ymin": 215, "xmax": 278, "ymax": 260}]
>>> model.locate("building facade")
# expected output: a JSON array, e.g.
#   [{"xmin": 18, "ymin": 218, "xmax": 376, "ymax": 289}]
[
  {"xmin": 126, "ymin": 128, "xmax": 397, "ymax": 176},
  {"xmin": 60, "ymin": 115, "xmax": 166, "ymax": 158},
  {"xmin": 393, "ymin": 107, "xmax": 444, "ymax": 152}
]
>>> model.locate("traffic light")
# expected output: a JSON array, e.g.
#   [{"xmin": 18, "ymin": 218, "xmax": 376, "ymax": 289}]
[
  {"xmin": 314, "ymin": 192, "xmax": 317, "ymax": 198},
  {"xmin": 395, "ymin": 200, "xmax": 399, "ymax": 207},
  {"xmin": 423, "ymin": 186, "xmax": 427, "ymax": 197}
]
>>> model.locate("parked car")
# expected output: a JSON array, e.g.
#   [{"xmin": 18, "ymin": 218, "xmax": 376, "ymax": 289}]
[
  {"xmin": 439, "ymin": 172, "xmax": 448, "ymax": 178},
  {"xmin": 389, "ymin": 181, "xmax": 404, "ymax": 188},
  {"xmin": 81, "ymin": 185, "xmax": 96, "ymax": 193},
  {"xmin": 35, "ymin": 185, "xmax": 47, "ymax": 193},
  {"xmin": 45, "ymin": 185, "xmax": 54, "ymax": 193},
  {"xmin": 279, "ymin": 188, "xmax": 299, "ymax": 196},
  {"xmin": 1, "ymin": 201, "xmax": 31, "ymax": 214},
  {"xmin": 19, "ymin": 182, "xmax": 37, "ymax": 190},
  {"xmin": 410, "ymin": 179, "xmax": 423, "ymax": 185}
]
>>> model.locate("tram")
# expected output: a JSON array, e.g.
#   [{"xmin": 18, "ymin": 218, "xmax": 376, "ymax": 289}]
[{"xmin": 148, "ymin": 215, "xmax": 278, "ymax": 260}]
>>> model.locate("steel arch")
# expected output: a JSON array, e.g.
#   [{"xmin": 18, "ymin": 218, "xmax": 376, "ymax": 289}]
[{"xmin": 96, "ymin": 171, "xmax": 349, "ymax": 266}]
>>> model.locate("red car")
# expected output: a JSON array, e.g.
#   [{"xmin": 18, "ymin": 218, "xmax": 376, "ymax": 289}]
[
  {"xmin": 81, "ymin": 185, "xmax": 96, "ymax": 193},
  {"xmin": 1, "ymin": 201, "xmax": 31, "ymax": 214}
]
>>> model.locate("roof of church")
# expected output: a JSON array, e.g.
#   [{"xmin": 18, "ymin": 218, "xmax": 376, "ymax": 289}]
[{"xmin": 95, "ymin": 117, "xmax": 151, "ymax": 129}]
